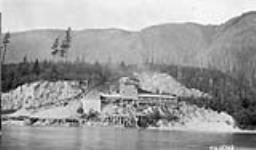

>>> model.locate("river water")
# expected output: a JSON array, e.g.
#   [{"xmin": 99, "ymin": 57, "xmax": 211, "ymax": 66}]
[{"xmin": 1, "ymin": 126, "xmax": 256, "ymax": 150}]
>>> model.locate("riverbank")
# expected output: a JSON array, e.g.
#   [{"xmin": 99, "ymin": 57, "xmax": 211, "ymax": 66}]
[{"xmin": 3, "ymin": 119, "xmax": 256, "ymax": 134}]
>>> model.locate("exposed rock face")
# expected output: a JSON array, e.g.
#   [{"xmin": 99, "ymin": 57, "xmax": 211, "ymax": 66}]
[
  {"xmin": 155, "ymin": 102, "xmax": 237, "ymax": 132},
  {"xmin": 100, "ymin": 100, "xmax": 237, "ymax": 132},
  {"xmin": 8, "ymin": 100, "xmax": 82, "ymax": 120},
  {"xmin": 134, "ymin": 72, "xmax": 210, "ymax": 98},
  {"xmin": 2, "ymin": 80, "xmax": 85, "ymax": 111}
]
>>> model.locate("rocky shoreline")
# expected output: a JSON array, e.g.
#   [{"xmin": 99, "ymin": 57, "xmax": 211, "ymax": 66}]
[
  {"xmin": 2, "ymin": 101, "xmax": 240, "ymax": 133},
  {"xmin": 2, "ymin": 119, "xmax": 245, "ymax": 133}
]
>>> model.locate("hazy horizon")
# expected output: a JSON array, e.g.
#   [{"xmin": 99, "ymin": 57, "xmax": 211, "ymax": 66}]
[{"xmin": 1, "ymin": 0, "xmax": 256, "ymax": 32}]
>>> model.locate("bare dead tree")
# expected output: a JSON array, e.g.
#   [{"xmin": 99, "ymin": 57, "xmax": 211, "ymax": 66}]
[
  {"xmin": 2, "ymin": 32, "xmax": 10, "ymax": 63},
  {"xmin": 0, "ymin": 12, "xmax": 2, "ymax": 132},
  {"xmin": 60, "ymin": 27, "xmax": 72, "ymax": 58},
  {"xmin": 0, "ymin": 14, "xmax": 10, "ymax": 132}
]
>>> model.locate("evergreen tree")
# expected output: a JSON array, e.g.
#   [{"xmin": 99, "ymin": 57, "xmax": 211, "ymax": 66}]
[
  {"xmin": 120, "ymin": 61, "xmax": 126, "ymax": 69},
  {"xmin": 50, "ymin": 65, "xmax": 60, "ymax": 81},
  {"xmin": 94, "ymin": 61, "xmax": 101, "ymax": 70},
  {"xmin": 51, "ymin": 27, "xmax": 72, "ymax": 58},
  {"xmin": 60, "ymin": 27, "xmax": 72, "ymax": 57},
  {"xmin": 32, "ymin": 59, "xmax": 40, "ymax": 76},
  {"xmin": 51, "ymin": 37, "xmax": 59, "ymax": 56},
  {"xmin": 18, "ymin": 55, "xmax": 29, "ymax": 76}
]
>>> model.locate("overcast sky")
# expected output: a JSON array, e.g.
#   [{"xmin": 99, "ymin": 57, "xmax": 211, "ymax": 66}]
[{"xmin": 0, "ymin": 0, "xmax": 256, "ymax": 32}]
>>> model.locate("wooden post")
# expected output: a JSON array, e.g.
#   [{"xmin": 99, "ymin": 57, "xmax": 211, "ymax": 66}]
[{"xmin": 0, "ymin": 12, "xmax": 2, "ymax": 132}]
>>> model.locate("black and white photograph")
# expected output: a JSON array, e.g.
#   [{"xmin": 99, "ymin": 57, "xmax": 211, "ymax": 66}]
[{"xmin": 0, "ymin": 0, "xmax": 256, "ymax": 150}]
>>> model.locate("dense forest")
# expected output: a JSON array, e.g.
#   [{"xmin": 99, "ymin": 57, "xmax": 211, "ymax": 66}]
[
  {"xmin": 160, "ymin": 65, "xmax": 256, "ymax": 129},
  {"xmin": 2, "ymin": 59, "xmax": 256, "ymax": 129},
  {"xmin": 2, "ymin": 57, "xmax": 134, "ymax": 92}
]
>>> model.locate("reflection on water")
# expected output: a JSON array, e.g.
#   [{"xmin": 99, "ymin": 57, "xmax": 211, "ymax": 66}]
[{"xmin": 1, "ymin": 126, "xmax": 256, "ymax": 150}]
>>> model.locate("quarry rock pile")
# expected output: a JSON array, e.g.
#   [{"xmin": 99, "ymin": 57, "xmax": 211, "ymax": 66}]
[
  {"xmin": 100, "ymin": 100, "xmax": 237, "ymax": 132},
  {"xmin": 2, "ymin": 80, "xmax": 85, "ymax": 111},
  {"xmin": 134, "ymin": 72, "xmax": 210, "ymax": 98},
  {"xmin": 160, "ymin": 101, "xmax": 237, "ymax": 132}
]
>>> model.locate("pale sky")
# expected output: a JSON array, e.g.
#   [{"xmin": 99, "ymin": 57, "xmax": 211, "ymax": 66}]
[{"xmin": 0, "ymin": 0, "xmax": 256, "ymax": 32}]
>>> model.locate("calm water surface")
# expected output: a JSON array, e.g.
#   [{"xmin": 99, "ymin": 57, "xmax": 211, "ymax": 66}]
[{"xmin": 1, "ymin": 126, "xmax": 256, "ymax": 150}]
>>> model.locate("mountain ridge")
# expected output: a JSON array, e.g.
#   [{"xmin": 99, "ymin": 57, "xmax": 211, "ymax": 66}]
[{"xmin": 4, "ymin": 11, "xmax": 256, "ymax": 82}]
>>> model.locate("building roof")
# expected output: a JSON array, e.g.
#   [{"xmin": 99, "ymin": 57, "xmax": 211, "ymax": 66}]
[
  {"xmin": 100, "ymin": 93, "xmax": 176, "ymax": 100},
  {"xmin": 138, "ymin": 94, "xmax": 176, "ymax": 99},
  {"xmin": 100, "ymin": 93, "xmax": 138, "ymax": 100}
]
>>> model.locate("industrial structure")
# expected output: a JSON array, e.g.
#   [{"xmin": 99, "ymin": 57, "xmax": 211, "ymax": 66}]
[
  {"xmin": 100, "ymin": 77, "xmax": 177, "ymax": 107},
  {"xmin": 82, "ymin": 77, "xmax": 178, "ymax": 127}
]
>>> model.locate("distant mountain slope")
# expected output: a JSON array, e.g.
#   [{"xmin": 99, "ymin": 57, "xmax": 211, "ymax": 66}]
[
  {"xmin": 4, "ymin": 11, "xmax": 256, "ymax": 81},
  {"xmin": 5, "ymin": 23, "xmax": 216, "ymax": 66},
  {"xmin": 199, "ymin": 11, "xmax": 256, "ymax": 84},
  {"xmin": 140, "ymin": 23, "xmax": 216, "ymax": 65},
  {"xmin": 6, "ymin": 29, "xmax": 64, "ymax": 63}
]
